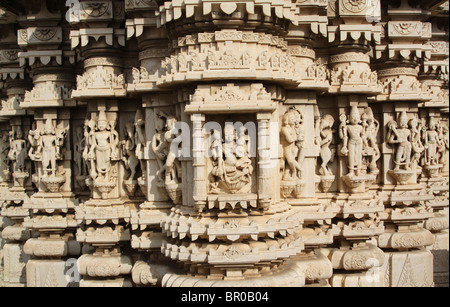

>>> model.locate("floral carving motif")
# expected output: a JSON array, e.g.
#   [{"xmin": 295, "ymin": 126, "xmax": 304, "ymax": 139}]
[
  {"xmin": 342, "ymin": 0, "xmax": 368, "ymax": 13},
  {"xmin": 32, "ymin": 29, "xmax": 57, "ymax": 41},
  {"xmin": 82, "ymin": 2, "xmax": 110, "ymax": 17},
  {"xmin": 393, "ymin": 23, "xmax": 418, "ymax": 35}
]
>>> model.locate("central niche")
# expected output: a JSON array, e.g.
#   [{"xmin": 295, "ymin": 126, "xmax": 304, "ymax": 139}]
[{"xmin": 204, "ymin": 114, "xmax": 258, "ymax": 196}]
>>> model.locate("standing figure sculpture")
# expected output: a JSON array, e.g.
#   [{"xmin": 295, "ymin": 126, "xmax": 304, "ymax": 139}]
[
  {"xmin": 74, "ymin": 126, "xmax": 88, "ymax": 178},
  {"xmin": 319, "ymin": 114, "xmax": 335, "ymax": 176},
  {"xmin": 134, "ymin": 109, "xmax": 147, "ymax": 180},
  {"xmin": 409, "ymin": 117, "xmax": 424, "ymax": 171},
  {"xmin": 424, "ymin": 117, "xmax": 440, "ymax": 166},
  {"xmin": 162, "ymin": 116, "xmax": 181, "ymax": 185},
  {"xmin": 280, "ymin": 110, "xmax": 302, "ymax": 180},
  {"xmin": 340, "ymin": 106, "xmax": 364, "ymax": 177},
  {"xmin": 362, "ymin": 108, "xmax": 380, "ymax": 175},
  {"xmin": 89, "ymin": 110, "xmax": 113, "ymax": 181},
  {"xmin": 152, "ymin": 112, "xmax": 169, "ymax": 183},
  {"xmin": 151, "ymin": 112, "xmax": 181, "ymax": 185},
  {"xmin": 121, "ymin": 122, "xmax": 139, "ymax": 181},
  {"xmin": 41, "ymin": 119, "xmax": 58, "ymax": 177},
  {"xmin": 8, "ymin": 126, "xmax": 28, "ymax": 174},
  {"xmin": 441, "ymin": 124, "xmax": 449, "ymax": 172},
  {"xmin": 386, "ymin": 111, "xmax": 412, "ymax": 171},
  {"xmin": 438, "ymin": 122, "xmax": 449, "ymax": 172},
  {"xmin": 0, "ymin": 132, "xmax": 11, "ymax": 182}
]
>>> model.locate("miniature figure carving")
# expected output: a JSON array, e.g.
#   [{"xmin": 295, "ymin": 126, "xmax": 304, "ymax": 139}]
[
  {"xmin": 134, "ymin": 109, "xmax": 147, "ymax": 180},
  {"xmin": 83, "ymin": 117, "xmax": 97, "ymax": 183},
  {"xmin": 152, "ymin": 113, "xmax": 181, "ymax": 185},
  {"xmin": 210, "ymin": 125, "xmax": 253, "ymax": 194},
  {"xmin": 387, "ymin": 112, "xmax": 412, "ymax": 171},
  {"xmin": 121, "ymin": 122, "xmax": 139, "ymax": 182},
  {"xmin": 8, "ymin": 126, "xmax": 28, "ymax": 175},
  {"xmin": 152, "ymin": 112, "xmax": 169, "ymax": 183},
  {"xmin": 151, "ymin": 111, "xmax": 182, "ymax": 203},
  {"xmin": 88, "ymin": 110, "xmax": 116, "ymax": 182},
  {"xmin": 423, "ymin": 117, "xmax": 441, "ymax": 166},
  {"xmin": 41, "ymin": 119, "xmax": 66, "ymax": 177},
  {"xmin": 409, "ymin": 117, "xmax": 424, "ymax": 171},
  {"xmin": 438, "ymin": 122, "xmax": 449, "ymax": 170},
  {"xmin": 280, "ymin": 109, "xmax": 304, "ymax": 180},
  {"xmin": 74, "ymin": 126, "xmax": 88, "ymax": 178},
  {"xmin": 340, "ymin": 106, "xmax": 364, "ymax": 177},
  {"xmin": 280, "ymin": 108, "xmax": 307, "ymax": 197},
  {"xmin": 361, "ymin": 108, "xmax": 380, "ymax": 175},
  {"xmin": 0, "ymin": 132, "xmax": 11, "ymax": 182},
  {"xmin": 319, "ymin": 114, "xmax": 336, "ymax": 176}
]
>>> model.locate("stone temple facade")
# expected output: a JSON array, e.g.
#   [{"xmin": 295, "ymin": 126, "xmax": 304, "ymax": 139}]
[{"xmin": 0, "ymin": 0, "xmax": 448, "ymax": 287}]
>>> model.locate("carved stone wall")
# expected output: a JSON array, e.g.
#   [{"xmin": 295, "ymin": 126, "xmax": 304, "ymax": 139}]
[{"xmin": 0, "ymin": 0, "xmax": 448, "ymax": 287}]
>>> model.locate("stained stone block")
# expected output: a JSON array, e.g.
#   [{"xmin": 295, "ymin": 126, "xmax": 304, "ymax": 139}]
[
  {"xmin": 430, "ymin": 231, "xmax": 449, "ymax": 274},
  {"xmin": 381, "ymin": 249, "xmax": 434, "ymax": 287},
  {"xmin": 26, "ymin": 260, "xmax": 75, "ymax": 287},
  {"xmin": 330, "ymin": 271, "xmax": 386, "ymax": 287},
  {"xmin": 2, "ymin": 243, "xmax": 29, "ymax": 284}
]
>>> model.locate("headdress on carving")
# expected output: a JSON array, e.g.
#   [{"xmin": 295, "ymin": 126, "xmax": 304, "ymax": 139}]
[
  {"xmin": 44, "ymin": 118, "xmax": 55, "ymax": 135},
  {"xmin": 97, "ymin": 109, "xmax": 108, "ymax": 123},
  {"xmin": 349, "ymin": 105, "xmax": 361, "ymax": 123},
  {"xmin": 398, "ymin": 111, "xmax": 408, "ymax": 125}
]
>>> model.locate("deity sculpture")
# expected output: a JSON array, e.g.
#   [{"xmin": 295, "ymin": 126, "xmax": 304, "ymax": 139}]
[
  {"xmin": 121, "ymin": 122, "xmax": 139, "ymax": 182},
  {"xmin": 386, "ymin": 111, "xmax": 412, "ymax": 171},
  {"xmin": 152, "ymin": 112, "xmax": 169, "ymax": 184},
  {"xmin": 0, "ymin": 132, "xmax": 11, "ymax": 182},
  {"xmin": 279, "ymin": 108, "xmax": 307, "ymax": 197},
  {"xmin": 340, "ymin": 106, "xmax": 364, "ymax": 177},
  {"xmin": 88, "ymin": 110, "xmax": 117, "ymax": 182},
  {"xmin": 210, "ymin": 124, "xmax": 253, "ymax": 194},
  {"xmin": 152, "ymin": 112, "xmax": 181, "ymax": 185},
  {"xmin": 319, "ymin": 114, "xmax": 336, "ymax": 176},
  {"xmin": 40, "ymin": 119, "xmax": 66, "ymax": 178},
  {"xmin": 409, "ymin": 116, "xmax": 425, "ymax": 172},
  {"xmin": 423, "ymin": 117, "xmax": 441, "ymax": 166},
  {"xmin": 74, "ymin": 126, "xmax": 88, "ymax": 178},
  {"xmin": 83, "ymin": 117, "xmax": 97, "ymax": 183},
  {"xmin": 280, "ymin": 108, "xmax": 304, "ymax": 181},
  {"xmin": 134, "ymin": 109, "xmax": 147, "ymax": 180},
  {"xmin": 361, "ymin": 108, "xmax": 380, "ymax": 175},
  {"xmin": 8, "ymin": 126, "xmax": 28, "ymax": 174},
  {"xmin": 438, "ymin": 122, "xmax": 449, "ymax": 172},
  {"xmin": 151, "ymin": 111, "xmax": 183, "ymax": 203}
]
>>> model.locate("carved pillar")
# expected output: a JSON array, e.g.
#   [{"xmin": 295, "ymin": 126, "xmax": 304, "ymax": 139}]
[
  {"xmin": 191, "ymin": 113, "xmax": 207, "ymax": 212},
  {"xmin": 0, "ymin": 117, "xmax": 33, "ymax": 286},
  {"xmin": 325, "ymin": 0, "xmax": 386, "ymax": 286},
  {"xmin": 0, "ymin": 20, "xmax": 33, "ymax": 286},
  {"xmin": 124, "ymin": 1, "xmax": 179, "ymax": 284},
  {"xmin": 12, "ymin": 0, "xmax": 83, "ymax": 286},
  {"xmin": 372, "ymin": 0, "xmax": 438, "ymax": 287},
  {"xmin": 70, "ymin": 0, "xmax": 133, "ymax": 287},
  {"xmin": 420, "ymin": 16, "xmax": 449, "ymax": 288}
]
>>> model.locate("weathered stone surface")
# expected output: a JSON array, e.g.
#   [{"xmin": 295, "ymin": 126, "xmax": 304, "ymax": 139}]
[{"xmin": 0, "ymin": 0, "xmax": 448, "ymax": 288}]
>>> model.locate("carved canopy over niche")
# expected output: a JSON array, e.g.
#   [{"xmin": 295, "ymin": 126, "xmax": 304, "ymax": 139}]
[
  {"xmin": 155, "ymin": 0, "xmax": 302, "ymax": 28},
  {"xmin": 185, "ymin": 83, "xmax": 276, "ymax": 114}
]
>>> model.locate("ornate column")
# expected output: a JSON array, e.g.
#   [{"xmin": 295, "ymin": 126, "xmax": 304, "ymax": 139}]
[
  {"xmin": 12, "ymin": 0, "xmax": 82, "ymax": 287},
  {"xmin": 136, "ymin": 1, "xmax": 308, "ymax": 286},
  {"xmin": 282, "ymin": 0, "xmax": 337, "ymax": 287},
  {"xmin": 419, "ymin": 12, "xmax": 449, "ymax": 288},
  {"xmin": 374, "ymin": 0, "xmax": 437, "ymax": 287},
  {"xmin": 124, "ymin": 1, "xmax": 179, "ymax": 286},
  {"xmin": 325, "ymin": 0, "xmax": 386, "ymax": 286},
  {"xmin": 70, "ymin": 0, "xmax": 133, "ymax": 287},
  {"xmin": 0, "ymin": 18, "xmax": 33, "ymax": 286}
]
